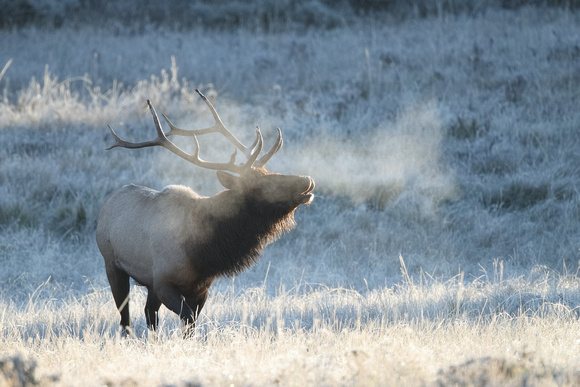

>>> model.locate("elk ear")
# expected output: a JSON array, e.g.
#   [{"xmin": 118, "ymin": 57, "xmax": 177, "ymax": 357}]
[{"xmin": 217, "ymin": 171, "xmax": 241, "ymax": 190}]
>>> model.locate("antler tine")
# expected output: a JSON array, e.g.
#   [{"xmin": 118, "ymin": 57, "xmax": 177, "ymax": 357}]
[
  {"xmin": 255, "ymin": 128, "xmax": 283, "ymax": 168},
  {"xmin": 107, "ymin": 100, "xmax": 243, "ymax": 173},
  {"xmin": 162, "ymin": 113, "xmax": 214, "ymax": 136},
  {"xmin": 106, "ymin": 101, "xmax": 167, "ymax": 151},
  {"xmin": 161, "ymin": 89, "xmax": 255, "ymax": 160},
  {"xmin": 244, "ymin": 127, "xmax": 264, "ymax": 168}
]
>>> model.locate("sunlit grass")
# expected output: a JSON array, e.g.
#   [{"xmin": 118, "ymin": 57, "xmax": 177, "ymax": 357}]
[{"xmin": 1, "ymin": 270, "xmax": 579, "ymax": 386}]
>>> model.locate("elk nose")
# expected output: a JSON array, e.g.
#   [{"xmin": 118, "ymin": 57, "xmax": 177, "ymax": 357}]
[{"xmin": 303, "ymin": 176, "xmax": 315, "ymax": 194}]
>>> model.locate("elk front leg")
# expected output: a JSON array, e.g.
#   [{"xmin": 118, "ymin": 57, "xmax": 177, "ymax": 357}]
[
  {"xmin": 145, "ymin": 290, "xmax": 162, "ymax": 331},
  {"xmin": 182, "ymin": 290, "xmax": 210, "ymax": 337},
  {"xmin": 155, "ymin": 283, "xmax": 196, "ymax": 327},
  {"xmin": 186, "ymin": 290, "xmax": 209, "ymax": 320}
]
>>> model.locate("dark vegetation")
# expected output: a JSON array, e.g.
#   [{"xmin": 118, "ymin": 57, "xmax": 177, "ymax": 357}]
[{"xmin": 0, "ymin": 0, "xmax": 579, "ymax": 31}]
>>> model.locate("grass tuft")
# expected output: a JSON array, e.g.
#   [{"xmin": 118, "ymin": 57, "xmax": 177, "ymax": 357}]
[
  {"xmin": 485, "ymin": 181, "xmax": 550, "ymax": 211},
  {"xmin": 447, "ymin": 117, "xmax": 488, "ymax": 140}
]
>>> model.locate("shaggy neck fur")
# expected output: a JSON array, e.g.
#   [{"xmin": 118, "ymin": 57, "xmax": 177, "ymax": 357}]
[{"xmin": 185, "ymin": 191, "xmax": 297, "ymax": 278}]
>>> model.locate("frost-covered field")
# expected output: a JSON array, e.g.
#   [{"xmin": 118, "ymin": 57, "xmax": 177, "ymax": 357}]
[{"xmin": 0, "ymin": 4, "xmax": 580, "ymax": 386}]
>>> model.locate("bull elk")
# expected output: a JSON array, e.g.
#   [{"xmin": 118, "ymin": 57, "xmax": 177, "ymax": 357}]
[{"xmin": 96, "ymin": 90, "xmax": 314, "ymax": 336}]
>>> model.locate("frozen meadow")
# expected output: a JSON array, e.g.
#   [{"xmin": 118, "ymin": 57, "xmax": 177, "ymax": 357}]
[{"xmin": 0, "ymin": 3, "xmax": 579, "ymax": 385}]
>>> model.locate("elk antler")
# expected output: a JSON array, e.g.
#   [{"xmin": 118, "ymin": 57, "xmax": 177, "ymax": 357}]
[
  {"xmin": 254, "ymin": 127, "xmax": 283, "ymax": 168},
  {"xmin": 162, "ymin": 89, "xmax": 283, "ymax": 169},
  {"xmin": 107, "ymin": 90, "xmax": 284, "ymax": 171},
  {"xmin": 107, "ymin": 100, "xmax": 245, "ymax": 173}
]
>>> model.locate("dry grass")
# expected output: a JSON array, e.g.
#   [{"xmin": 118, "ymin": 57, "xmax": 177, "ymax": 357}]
[{"xmin": 1, "ymin": 276, "xmax": 579, "ymax": 386}]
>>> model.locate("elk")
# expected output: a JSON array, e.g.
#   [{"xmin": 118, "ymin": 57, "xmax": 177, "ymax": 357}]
[{"xmin": 96, "ymin": 90, "xmax": 314, "ymax": 336}]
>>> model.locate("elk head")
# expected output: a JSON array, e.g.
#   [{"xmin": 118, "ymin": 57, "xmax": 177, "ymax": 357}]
[{"xmin": 108, "ymin": 89, "xmax": 314, "ymax": 208}]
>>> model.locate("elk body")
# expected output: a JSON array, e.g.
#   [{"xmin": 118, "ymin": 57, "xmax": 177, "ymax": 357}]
[{"xmin": 96, "ymin": 90, "xmax": 314, "ymax": 335}]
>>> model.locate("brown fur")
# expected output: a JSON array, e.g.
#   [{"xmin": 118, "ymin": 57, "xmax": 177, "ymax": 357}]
[{"xmin": 185, "ymin": 190, "xmax": 298, "ymax": 278}]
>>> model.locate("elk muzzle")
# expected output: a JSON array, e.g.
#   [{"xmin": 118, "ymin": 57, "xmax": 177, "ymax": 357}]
[{"xmin": 299, "ymin": 176, "xmax": 315, "ymax": 205}]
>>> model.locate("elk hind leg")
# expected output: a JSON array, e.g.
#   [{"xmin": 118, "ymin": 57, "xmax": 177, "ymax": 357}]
[{"xmin": 105, "ymin": 264, "xmax": 132, "ymax": 335}]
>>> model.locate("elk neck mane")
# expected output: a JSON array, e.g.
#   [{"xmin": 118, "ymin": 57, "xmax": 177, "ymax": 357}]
[{"xmin": 184, "ymin": 190, "xmax": 298, "ymax": 278}]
